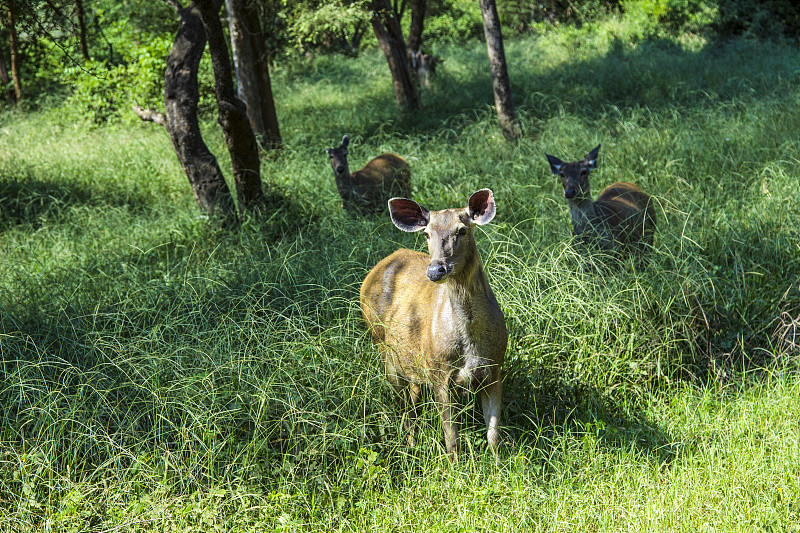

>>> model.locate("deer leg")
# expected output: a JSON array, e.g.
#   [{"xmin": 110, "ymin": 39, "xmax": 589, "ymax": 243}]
[
  {"xmin": 434, "ymin": 384, "xmax": 459, "ymax": 460},
  {"xmin": 402, "ymin": 382, "xmax": 422, "ymax": 446},
  {"xmin": 480, "ymin": 378, "xmax": 503, "ymax": 452}
]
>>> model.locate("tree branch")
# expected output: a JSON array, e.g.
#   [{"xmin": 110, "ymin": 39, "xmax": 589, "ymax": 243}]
[{"xmin": 133, "ymin": 102, "xmax": 166, "ymax": 127}]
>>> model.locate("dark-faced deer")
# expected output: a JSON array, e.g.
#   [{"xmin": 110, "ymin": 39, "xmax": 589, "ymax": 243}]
[
  {"xmin": 360, "ymin": 189, "xmax": 507, "ymax": 459},
  {"xmin": 544, "ymin": 144, "xmax": 656, "ymax": 255},
  {"xmin": 325, "ymin": 135, "xmax": 411, "ymax": 213}
]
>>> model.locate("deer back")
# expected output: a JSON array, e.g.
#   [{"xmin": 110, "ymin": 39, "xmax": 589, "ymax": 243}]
[{"xmin": 595, "ymin": 182, "xmax": 656, "ymax": 247}]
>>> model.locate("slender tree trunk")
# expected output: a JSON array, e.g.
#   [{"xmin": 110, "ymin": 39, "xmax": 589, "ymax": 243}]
[
  {"xmin": 163, "ymin": 2, "xmax": 237, "ymax": 220},
  {"xmin": 75, "ymin": 0, "xmax": 90, "ymax": 61},
  {"xmin": 478, "ymin": 0, "xmax": 520, "ymax": 139},
  {"xmin": 7, "ymin": 0, "xmax": 21, "ymax": 104},
  {"xmin": 195, "ymin": 0, "xmax": 266, "ymax": 212},
  {"xmin": 407, "ymin": 0, "xmax": 426, "ymax": 52},
  {"xmin": 225, "ymin": 0, "xmax": 281, "ymax": 151},
  {"xmin": 223, "ymin": 0, "xmax": 245, "ymax": 101},
  {"xmin": 370, "ymin": 0, "xmax": 419, "ymax": 111},
  {"xmin": 244, "ymin": 3, "xmax": 281, "ymax": 151},
  {"xmin": 0, "ymin": 43, "xmax": 13, "ymax": 105}
]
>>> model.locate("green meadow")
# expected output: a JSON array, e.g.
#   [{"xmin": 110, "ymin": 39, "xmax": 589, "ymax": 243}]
[{"xmin": 1, "ymin": 17, "xmax": 799, "ymax": 532}]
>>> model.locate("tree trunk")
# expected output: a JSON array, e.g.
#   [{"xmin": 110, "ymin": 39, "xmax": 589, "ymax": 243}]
[
  {"xmin": 223, "ymin": 0, "xmax": 245, "ymax": 101},
  {"xmin": 195, "ymin": 0, "xmax": 267, "ymax": 212},
  {"xmin": 370, "ymin": 0, "xmax": 419, "ymax": 111},
  {"xmin": 75, "ymin": 0, "xmax": 90, "ymax": 61},
  {"xmin": 225, "ymin": 0, "xmax": 281, "ymax": 151},
  {"xmin": 7, "ymin": 0, "xmax": 21, "ymax": 104},
  {"xmin": 407, "ymin": 0, "xmax": 426, "ymax": 52},
  {"xmin": 0, "ymin": 42, "xmax": 13, "ymax": 105},
  {"xmin": 163, "ymin": 2, "xmax": 237, "ymax": 220},
  {"xmin": 479, "ymin": 0, "xmax": 520, "ymax": 140}
]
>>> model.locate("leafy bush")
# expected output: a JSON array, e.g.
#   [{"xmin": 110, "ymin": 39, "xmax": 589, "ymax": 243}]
[
  {"xmin": 621, "ymin": 0, "xmax": 717, "ymax": 36},
  {"xmin": 60, "ymin": 34, "xmax": 216, "ymax": 125},
  {"xmin": 714, "ymin": 0, "xmax": 800, "ymax": 38},
  {"xmin": 424, "ymin": 0, "xmax": 485, "ymax": 44},
  {"xmin": 498, "ymin": 0, "xmax": 623, "ymax": 31}
]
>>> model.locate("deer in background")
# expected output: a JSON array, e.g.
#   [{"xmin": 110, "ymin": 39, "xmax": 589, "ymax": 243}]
[
  {"xmin": 544, "ymin": 144, "xmax": 656, "ymax": 256},
  {"xmin": 325, "ymin": 134, "xmax": 411, "ymax": 213},
  {"xmin": 408, "ymin": 50, "xmax": 440, "ymax": 88},
  {"xmin": 360, "ymin": 189, "xmax": 507, "ymax": 459}
]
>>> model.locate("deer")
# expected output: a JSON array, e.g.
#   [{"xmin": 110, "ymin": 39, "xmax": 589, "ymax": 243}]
[
  {"xmin": 325, "ymin": 134, "xmax": 411, "ymax": 213},
  {"xmin": 544, "ymin": 144, "xmax": 656, "ymax": 256},
  {"xmin": 360, "ymin": 189, "xmax": 507, "ymax": 459},
  {"xmin": 408, "ymin": 50, "xmax": 440, "ymax": 88}
]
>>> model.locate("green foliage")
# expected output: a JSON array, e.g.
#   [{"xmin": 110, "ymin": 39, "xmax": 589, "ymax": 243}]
[
  {"xmin": 714, "ymin": 0, "xmax": 800, "ymax": 38},
  {"xmin": 620, "ymin": 0, "xmax": 717, "ymax": 36},
  {"xmin": 59, "ymin": 33, "xmax": 216, "ymax": 125},
  {"xmin": 498, "ymin": 0, "xmax": 623, "ymax": 30},
  {"xmin": 285, "ymin": 0, "xmax": 373, "ymax": 54},
  {"xmin": 424, "ymin": 0, "xmax": 485, "ymax": 44}
]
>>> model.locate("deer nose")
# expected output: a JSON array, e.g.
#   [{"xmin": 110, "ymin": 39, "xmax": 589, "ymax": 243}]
[
  {"xmin": 564, "ymin": 188, "xmax": 577, "ymax": 199},
  {"xmin": 426, "ymin": 262, "xmax": 449, "ymax": 282},
  {"xmin": 336, "ymin": 166, "xmax": 345, "ymax": 174}
]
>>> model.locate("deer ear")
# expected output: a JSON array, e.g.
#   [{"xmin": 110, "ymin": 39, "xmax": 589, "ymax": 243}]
[
  {"xmin": 389, "ymin": 198, "xmax": 429, "ymax": 232},
  {"xmin": 585, "ymin": 144, "xmax": 601, "ymax": 170},
  {"xmin": 467, "ymin": 189, "xmax": 496, "ymax": 225},
  {"xmin": 341, "ymin": 135, "xmax": 350, "ymax": 148},
  {"xmin": 544, "ymin": 153, "xmax": 565, "ymax": 174}
]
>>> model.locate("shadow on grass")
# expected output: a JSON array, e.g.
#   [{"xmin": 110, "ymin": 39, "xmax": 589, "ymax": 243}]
[
  {"xmin": 309, "ymin": 35, "xmax": 800, "ymax": 140},
  {"xmin": 502, "ymin": 354, "xmax": 678, "ymax": 467},
  {"xmin": 0, "ymin": 170, "xmax": 158, "ymax": 230}
]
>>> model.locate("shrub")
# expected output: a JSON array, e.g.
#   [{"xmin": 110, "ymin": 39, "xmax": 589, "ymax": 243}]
[
  {"xmin": 60, "ymin": 34, "xmax": 216, "ymax": 125},
  {"xmin": 714, "ymin": 0, "xmax": 800, "ymax": 38}
]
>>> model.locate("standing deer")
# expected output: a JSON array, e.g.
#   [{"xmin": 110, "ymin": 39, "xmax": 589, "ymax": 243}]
[
  {"xmin": 544, "ymin": 144, "xmax": 656, "ymax": 255},
  {"xmin": 408, "ymin": 50, "xmax": 440, "ymax": 88},
  {"xmin": 325, "ymin": 135, "xmax": 411, "ymax": 213},
  {"xmin": 360, "ymin": 189, "xmax": 507, "ymax": 459}
]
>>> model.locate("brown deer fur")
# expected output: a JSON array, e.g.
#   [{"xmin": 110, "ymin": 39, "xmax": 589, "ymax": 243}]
[
  {"xmin": 326, "ymin": 134, "xmax": 411, "ymax": 213},
  {"xmin": 360, "ymin": 189, "xmax": 507, "ymax": 458}
]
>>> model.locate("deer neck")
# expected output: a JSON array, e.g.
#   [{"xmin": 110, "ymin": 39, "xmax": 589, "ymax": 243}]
[
  {"xmin": 441, "ymin": 242, "xmax": 487, "ymax": 312},
  {"xmin": 568, "ymin": 194, "xmax": 598, "ymax": 236}
]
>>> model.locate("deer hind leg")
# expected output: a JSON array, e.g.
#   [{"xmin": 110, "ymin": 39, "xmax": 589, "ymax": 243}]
[{"xmin": 480, "ymin": 378, "xmax": 503, "ymax": 452}]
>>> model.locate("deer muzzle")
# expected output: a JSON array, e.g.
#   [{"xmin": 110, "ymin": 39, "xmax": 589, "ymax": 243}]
[{"xmin": 426, "ymin": 260, "xmax": 451, "ymax": 282}]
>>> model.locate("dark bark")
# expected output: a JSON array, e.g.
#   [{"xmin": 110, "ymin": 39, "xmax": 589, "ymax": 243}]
[
  {"xmin": 7, "ymin": 0, "xmax": 21, "ymax": 104},
  {"xmin": 163, "ymin": 2, "xmax": 237, "ymax": 220},
  {"xmin": 195, "ymin": 0, "xmax": 266, "ymax": 212},
  {"xmin": 0, "ymin": 42, "xmax": 13, "ymax": 105},
  {"xmin": 75, "ymin": 0, "xmax": 90, "ymax": 60},
  {"xmin": 226, "ymin": 0, "xmax": 281, "ymax": 151},
  {"xmin": 406, "ymin": 0, "xmax": 426, "ymax": 52},
  {"xmin": 479, "ymin": 0, "xmax": 520, "ymax": 140},
  {"xmin": 370, "ymin": 0, "xmax": 419, "ymax": 111}
]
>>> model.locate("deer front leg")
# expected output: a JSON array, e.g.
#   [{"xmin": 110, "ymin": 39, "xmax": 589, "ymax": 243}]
[
  {"xmin": 480, "ymin": 378, "xmax": 503, "ymax": 452},
  {"xmin": 401, "ymin": 382, "xmax": 422, "ymax": 446},
  {"xmin": 385, "ymin": 359, "xmax": 422, "ymax": 446},
  {"xmin": 434, "ymin": 384, "xmax": 459, "ymax": 460}
]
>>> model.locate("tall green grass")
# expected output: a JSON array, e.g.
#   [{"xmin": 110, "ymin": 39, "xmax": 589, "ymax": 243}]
[{"xmin": 1, "ymin": 16, "xmax": 799, "ymax": 531}]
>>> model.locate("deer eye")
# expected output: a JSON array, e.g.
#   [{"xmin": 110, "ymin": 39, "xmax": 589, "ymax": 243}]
[{"xmin": 457, "ymin": 227, "xmax": 467, "ymax": 236}]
